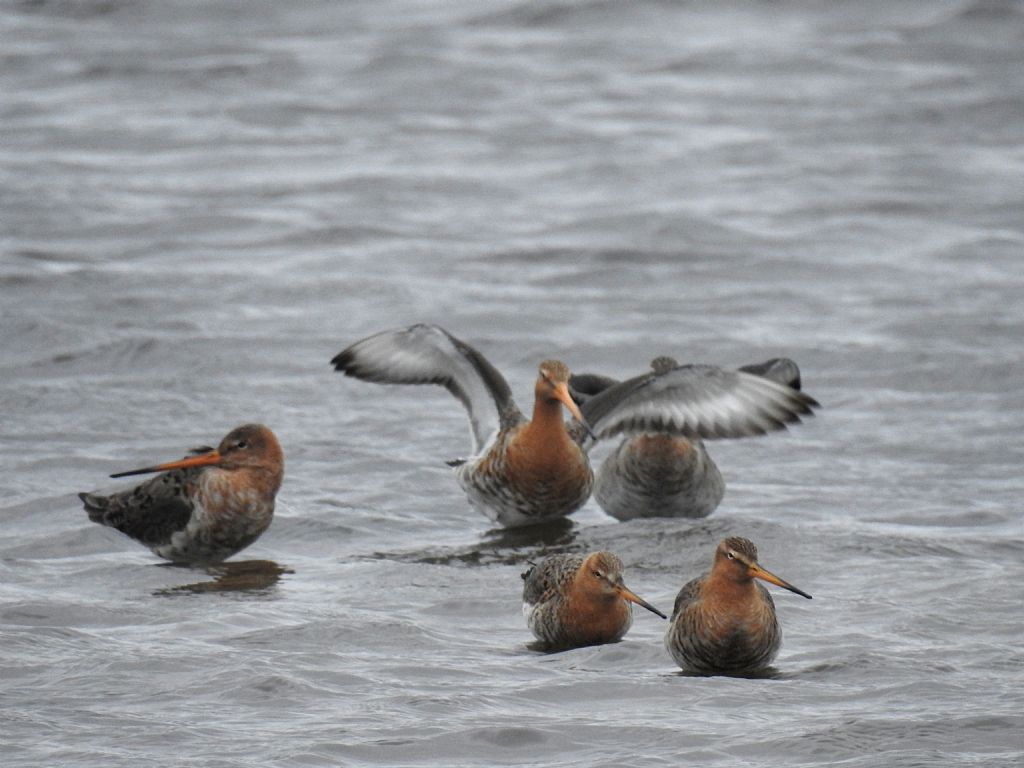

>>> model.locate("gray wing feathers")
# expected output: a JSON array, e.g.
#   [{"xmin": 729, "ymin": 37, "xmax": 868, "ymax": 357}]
[
  {"xmin": 332, "ymin": 324, "xmax": 523, "ymax": 454},
  {"xmin": 581, "ymin": 364, "xmax": 817, "ymax": 441}
]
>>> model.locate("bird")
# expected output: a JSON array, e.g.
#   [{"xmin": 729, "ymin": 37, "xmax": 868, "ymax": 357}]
[
  {"xmin": 332, "ymin": 324, "xmax": 594, "ymax": 528},
  {"xmin": 79, "ymin": 424, "xmax": 284, "ymax": 564},
  {"xmin": 664, "ymin": 536, "xmax": 812, "ymax": 674},
  {"xmin": 569, "ymin": 356, "xmax": 815, "ymax": 521},
  {"xmin": 332, "ymin": 324, "xmax": 816, "ymax": 528},
  {"xmin": 522, "ymin": 551, "xmax": 667, "ymax": 649}
]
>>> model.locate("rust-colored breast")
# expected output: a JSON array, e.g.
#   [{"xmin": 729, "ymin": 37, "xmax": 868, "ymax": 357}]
[
  {"xmin": 556, "ymin": 586, "xmax": 631, "ymax": 646},
  {"xmin": 460, "ymin": 406, "xmax": 593, "ymax": 525},
  {"xmin": 503, "ymin": 420, "xmax": 591, "ymax": 496},
  {"xmin": 666, "ymin": 579, "xmax": 781, "ymax": 673}
]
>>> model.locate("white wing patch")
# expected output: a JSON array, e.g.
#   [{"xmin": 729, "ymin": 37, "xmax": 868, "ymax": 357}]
[
  {"xmin": 333, "ymin": 324, "xmax": 517, "ymax": 455},
  {"xmin": 586, "ymin": 366, "xmax": 817, "ymax": 440}
]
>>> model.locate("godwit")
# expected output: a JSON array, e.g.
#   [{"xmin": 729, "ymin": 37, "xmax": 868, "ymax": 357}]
[
  {"xmin": 664, "ymin": 536, "xmax": 811, "ymax": 674},
  {"xmin": 332, "ymin": 324, "xmax": 593, "ymax": 527},
  {"xmin": 522, "ymin": 551, "xmax": 666, "ymax": 649},
  {"xmin": 332, "ymin": 325, "xmax": 816, "ymax": 527},
  {"xmin": 79, "ymin": 424, "xmax": 284, "ymax": 564},
  {"xmin": 570, "ymin": 356, "xmax": 813, "ymax": 520}
]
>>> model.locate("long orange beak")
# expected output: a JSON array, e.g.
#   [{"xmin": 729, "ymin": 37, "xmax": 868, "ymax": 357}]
[
  {"xmin": 614, "ymin": 583, "xmax": 668, "ymax": 619},
  {"xmin": 110, "ymin": 450, "xmax": 223, "ymax": 479},
  {"xmin": 554, "ymin": 382, "xmax": 598, "ymax": 440},
  {"xmin": 750, "ymin": 563, "xmax": 812, "ymax": 599}
]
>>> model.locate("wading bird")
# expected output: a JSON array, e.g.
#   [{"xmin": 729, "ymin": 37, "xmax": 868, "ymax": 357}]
[
  {"xmin": 522, "ymin": 551, "xmax": 666, "ymax": 649},
  {"xmin": 79, "ymin": 424, "xmax": 284, "ymax": 564},
  {"xmin": 664, "ymin": 536, "xmax": 812, "ymax": 674},
  {"xmin": 569, "ymin": 356, "xmax": 809, "ymax": 520},
  {"xmin": 332, "ymin": 324, "xmax": 816, "ymax": 527}
]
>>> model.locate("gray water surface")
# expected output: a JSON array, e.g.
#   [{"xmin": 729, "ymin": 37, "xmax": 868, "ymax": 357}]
[{"xmin": 2, "ymin": 1, "xmax": 1023, "ymax": 766}]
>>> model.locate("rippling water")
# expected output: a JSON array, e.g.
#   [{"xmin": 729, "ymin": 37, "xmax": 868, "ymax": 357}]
[{"xmin": 2, "ymin": 0, "xmax": 1023, "ymax": 766}]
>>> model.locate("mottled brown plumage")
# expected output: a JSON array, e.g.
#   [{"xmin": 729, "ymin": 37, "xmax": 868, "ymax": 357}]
[
  {"xmin": 332, "ymin": 325, "xmax": 593, "ymax": 527},
  {"xmin": 457, "ymin": 359, "xmax": 593, "ymax": 526},
  {"xmin": 79, "ymin": 424, "xmax": 284, "ymax": 564},
  {"xmin": 665, "ymin": 537, "xmax": 811, "ymax": 674},
  {"xmin": 333, "ymin": 327, "xmax": 818, "ymax": 527},
  {"xmin": 522, "ymin": 551, "xmax": 666, "ymax": 649}
]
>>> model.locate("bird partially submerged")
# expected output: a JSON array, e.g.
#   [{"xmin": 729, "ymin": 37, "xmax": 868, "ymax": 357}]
[
  {"xmin": 522, "ymin": 551, "xmax": 666, "ymax": 650},
  {"xmin": 333, "ymin": 324, "xmax": 817, "ymax": 528},
  {"xmin": 333, "ymin": 325, "xmax": 593, "ymax": 527},
  {"xmin": 664, "ymin": 537, "xmax": 812, "ymax": 674},
  {"xmin": 570, "ymin": 356, "xmax": 815, "ymax": 520}
]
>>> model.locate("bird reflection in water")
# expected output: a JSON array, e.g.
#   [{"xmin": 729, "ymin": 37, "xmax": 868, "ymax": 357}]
[
  {"xmin": 483, "ymin": 517, "xmax": 578, "ymax": 551},
  {"xmin": 154, "ymin": 559, "xmax": 292, "ymax": 596}
]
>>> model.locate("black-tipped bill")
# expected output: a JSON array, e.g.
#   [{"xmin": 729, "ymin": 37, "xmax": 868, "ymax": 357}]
[
  {"xmin": 750, "ymin": 563, "xmax": 813, "ymax": 600},
  {"xmin": 615, "ymin": 583, "xmax": 669, "ymax": 619},
  {"xmin": 110, "ymin": 450, "xmax": 223, "ymax": 479}
]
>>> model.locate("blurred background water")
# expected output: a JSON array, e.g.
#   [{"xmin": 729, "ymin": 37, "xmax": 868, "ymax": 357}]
[{"xmin": 2, "ymin": 0, "xmax": 1023, "ymax": 766}]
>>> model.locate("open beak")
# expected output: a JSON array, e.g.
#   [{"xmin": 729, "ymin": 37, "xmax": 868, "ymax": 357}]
[
  {"xmin": 750, "ymin": 563, "xmax": 813, "ymax": 600},
  {"xmin": 554, "ymin": 382, "xmax": 598, "ymax": 441},
  {"xmin": 110, "ymin": 450, "xmax": 223, "ymax": 479},
  {"xmin": 614, "ymin": 583, "xmax": 668, "ymax": 619}
]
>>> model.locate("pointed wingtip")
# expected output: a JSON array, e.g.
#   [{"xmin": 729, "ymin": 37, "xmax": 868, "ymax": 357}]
[{"xmin": 330, "ymin": 349, "xmax": 351, "ymax": 371}]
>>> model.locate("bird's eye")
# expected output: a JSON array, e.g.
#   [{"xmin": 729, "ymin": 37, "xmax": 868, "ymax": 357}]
[
  {"xmin": 592, "ymin": 570, "xmax": 604, "ymax": 579},
  {"xmin": 726, "ymin": 551, "xmax": 736, "ymax": 560},
  {"xmin": 235, "ymin": 440, "xmax": 248, "ymax": 450}
]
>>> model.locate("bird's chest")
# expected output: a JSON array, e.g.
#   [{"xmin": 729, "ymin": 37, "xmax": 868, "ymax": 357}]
[
  {"xmin": 558, "ymin": 593, "xmax": 631, "ymax": 644},
  {"xmin": 701, "ymin": 596, "xmax": 771, "ymax": 647},
  {"xmin": 462, "ymin": 424, "xmax": 592, "ymax": 524},
  {"xmin": 499, "ymin": 428, "xmax": 590, "ymax": 495},
  {"xmin": 191, "ymin": 472, "xmax": 271, "ymax": 537}
]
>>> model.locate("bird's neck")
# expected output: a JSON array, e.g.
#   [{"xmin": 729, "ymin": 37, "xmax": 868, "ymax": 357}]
[
  {"xmin": 530, "ymin": 393, "xmax": 568, "ymax": 430},
  {"xmin": 519, "ymin": 396, "xmax": 575, "ymax": 454},
  {"xmin": 704, "ymin": 570, "xmax": 759, "ymax": 611},
  {"xmin": 564, "ymin": 578, "xmax": 629, "ymax": 635},
  {"xmin": 209, "ymin": 464, "xmax": 283, "ymax": 500}
]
